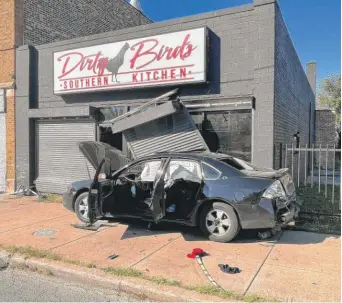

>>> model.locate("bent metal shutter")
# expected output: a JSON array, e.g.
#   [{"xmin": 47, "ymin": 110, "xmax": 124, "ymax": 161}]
[
  {"xmin": 111, "ymin": 100, "xmax": 209, "ymax": 159},
  {"xmin": 35, "ymin": 120, "xmax": 96, "ymax": 194}
]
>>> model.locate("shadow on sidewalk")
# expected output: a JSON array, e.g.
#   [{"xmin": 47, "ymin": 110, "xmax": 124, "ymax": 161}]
[{"xmin": 111, "ymin": 219, "xmax": 338, "ymax": 245}]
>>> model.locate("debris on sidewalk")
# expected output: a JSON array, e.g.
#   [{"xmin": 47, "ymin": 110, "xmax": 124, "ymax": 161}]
[
  {"xmin": 72, "ymin": 221, "xmax": 119, "ymax": 231},
  {"xmin": 72, "ymin": 223, "xmax": 101, "ymax": 231},
  {"xmin": 107, "ymin": 254, "xmax": 119, "ymax": 260},
  {"xmin": 11, "ymin": 185, "xmax": 47, "ymax": 200},
  {"xmin": 193, "ymin": 250, "xmax": 222, "ymax": 290},
  {"xmin": 258, "ymin": 225, "xmax": 282, "ymax": 240},
  {"xmin": 187, "ymin": 248, "xmax": 208, "ymax": 259},
  {"xmin": 218, "ymin": 264, "xmax": 241, "ymax": 274},
  {"xmin": 32, "ymin": 229, "xmax": 56, "ymax": 237}
]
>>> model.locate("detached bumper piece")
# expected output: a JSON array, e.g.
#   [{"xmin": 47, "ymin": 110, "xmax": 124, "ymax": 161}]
[
  {"xmin": 278, "ymin": 202, "xmax": 300, "ymax": 224},
  {"xmin": 71, "ymin": 223, "xmax": 101, "ymax": 231}
]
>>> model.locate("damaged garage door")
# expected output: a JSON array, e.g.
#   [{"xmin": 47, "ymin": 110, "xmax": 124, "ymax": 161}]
[{"xmin": 110, "ymin": 90, "xmax": 209, "ymax": 158}]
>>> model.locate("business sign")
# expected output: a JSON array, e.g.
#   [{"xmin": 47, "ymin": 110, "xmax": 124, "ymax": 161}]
[{"xmin": 53, "ymin": 28, "xmax": 207, "ymax": 95}]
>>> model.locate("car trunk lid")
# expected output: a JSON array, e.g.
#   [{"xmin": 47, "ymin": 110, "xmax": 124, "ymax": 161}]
[{"xmin": 219, "ymin": 155, "xmax": 296, "ymax": 197}]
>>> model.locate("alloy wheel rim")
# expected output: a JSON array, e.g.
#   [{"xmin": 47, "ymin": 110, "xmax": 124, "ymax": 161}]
[
  {"xmin": 205, "ymin": 209, "xmax": 230, "ymax": 236},
  {"xmin": 78, "ymin": 197, "xmax": 89, "ymax": 219}
]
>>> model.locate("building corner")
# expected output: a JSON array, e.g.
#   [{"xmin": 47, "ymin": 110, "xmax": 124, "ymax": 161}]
[{"xmin": 252, "ymin": 0, "xmax": 276, "ymax": 167}]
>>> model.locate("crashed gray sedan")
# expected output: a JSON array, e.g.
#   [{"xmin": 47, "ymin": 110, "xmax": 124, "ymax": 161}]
[
  {"xmin": 64, "ymin": 92, "xmax": 299, "ymax": 242},
  {"xmin": 63, "ymin": 141, "xmax": 299, "ymax": 243}
]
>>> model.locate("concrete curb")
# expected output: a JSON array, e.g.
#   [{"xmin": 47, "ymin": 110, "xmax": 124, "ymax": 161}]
[{"xmin": 0, "ymin": 251, "xmax": 228, "ymax": 302}]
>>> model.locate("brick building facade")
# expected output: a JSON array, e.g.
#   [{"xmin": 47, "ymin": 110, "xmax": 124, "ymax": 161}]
[
  {"xmin": 0, "ymin": 0, "xmax": 151, "ymax": 192},
  {"xmin": 15, "ymin": 0, "xmax": 317, "ymax": 194}
]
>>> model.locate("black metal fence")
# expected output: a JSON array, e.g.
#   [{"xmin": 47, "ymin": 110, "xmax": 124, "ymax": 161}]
[{"xmin": 276, "ymin": 143, "xmax": 341, "ymax": 217}]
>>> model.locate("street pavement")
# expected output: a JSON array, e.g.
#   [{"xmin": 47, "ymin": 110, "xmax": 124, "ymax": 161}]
[
  {"xmin": 0, "ymin": 267, "xmax": 147, "ymax": 302},
  {"xmin": 0, "ymin": 195, "xmax": 341, "ymax": 302}
]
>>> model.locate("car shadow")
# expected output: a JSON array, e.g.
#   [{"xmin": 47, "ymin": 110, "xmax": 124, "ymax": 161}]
[{"xmin": 108, "ymin": 218, "xmax": 335, "ymax": 245}]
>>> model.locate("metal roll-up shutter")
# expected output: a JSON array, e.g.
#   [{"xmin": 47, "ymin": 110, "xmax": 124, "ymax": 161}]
[
  {"xmin": 35, "ymin": 120, "xmax": 96, "ymax": 194},
  {"xmin": 124, "ymin": 108, "xmax": 208, "ymax": 158}
]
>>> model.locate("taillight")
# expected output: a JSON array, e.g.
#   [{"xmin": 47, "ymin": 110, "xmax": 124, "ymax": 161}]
[{"xmin": 262, "ymin": 180, "xmax": 286, "ymax": 199}]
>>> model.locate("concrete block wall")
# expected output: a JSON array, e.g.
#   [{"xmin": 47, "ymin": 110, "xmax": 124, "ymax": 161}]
[
  {"xmin": 22, "ymin": 0, "xmax": 152, "ymax": 45},
  {"xmin": 251, "ymin": 0, "xmax": 276, "ymax": 168},
  {"xmin": 273, "ymin": 2, "xmax": 315, "ymax": 169},
  {"xmin": 15, "ymin": 45, "xmax": 33, "ymax": 189}
]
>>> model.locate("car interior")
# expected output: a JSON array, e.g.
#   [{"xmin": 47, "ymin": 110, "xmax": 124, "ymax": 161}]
[{"xmin": 100, "ymin": 159, "xmax": 203, "ymax": 220}]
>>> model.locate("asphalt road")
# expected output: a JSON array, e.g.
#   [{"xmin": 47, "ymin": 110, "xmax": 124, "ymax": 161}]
[{"xmin": 0, "ymin": 268, "xmax": 149, "ymax": 302}]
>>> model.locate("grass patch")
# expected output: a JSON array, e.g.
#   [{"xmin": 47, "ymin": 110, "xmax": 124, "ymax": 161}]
[
  {"xmin": 186, "ymin": 284, "xmax": 272, "ymax": 302},
  {"xmin": 297, "ymin": 185, "xmax": 340, "ymax": 214},
  {"xmin": 148, "ymin": 276, "xmax": 182, "ymax": 287},
  {"xmin": 243, "ymin": 293, "xmax": 270, "ymax": 302},
  {"xmin": 44, "ymin": 193, "xmax": 63, "ymax": 203},
  {"xmin": 2, "ymin": 245, "xmax": 63, "ymax": 261},
  {"xmin": 86, "ymin": 263, "xmax": 97, "ymax": 269},
  {"xmin": 103, "ymin": 266, "xmax": 144, "ymax": 278},
  {"xmin": 0, "ymin": 244, "xmax": 273, "ymax": 302},
  {"xmin": 293, "ymin": 213, "xmax": 341, "ymax": 235},
  {"xmin": 186, "ymin": 284, "xmax": 239, "ymax": 300},
  {"xmin": 294, "ymin": 185, "xmax": 341, "ymax": 235}
]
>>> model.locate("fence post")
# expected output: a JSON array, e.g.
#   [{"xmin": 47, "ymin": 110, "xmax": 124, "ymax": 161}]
[
  {"xmin": 311, "ymin": 144, "xmax": 314, "ymax": 188},
  {"xmin": 304, "ymin": 143, "xmax": 307, "ymax": 186},
  {"xmin": 297, "ymin": 144, "xmax": 301, "ymax": 187},
  {"xmin": 318, "ymin": 144, "xmax": 321, "ymax": 193},
  {"xmin": 332, "ymin": 144, "xmax": 335, "ymax": 207},
  {"xmin": 325, "ymin": 144, "xmax": 328, "ymax": 199},
  {"xmin": 291, "ymin": 143, "xmax": 294, "ymax": 179}
]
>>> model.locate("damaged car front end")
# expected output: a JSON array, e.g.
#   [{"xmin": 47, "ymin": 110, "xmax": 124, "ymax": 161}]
[{"xmin": 243, "ymin": 166, "xmax": 300, "ymax": 238}]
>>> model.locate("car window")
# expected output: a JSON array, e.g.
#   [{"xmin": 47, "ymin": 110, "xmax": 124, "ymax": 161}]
[
  {"xmin": 202, "ymin": 162, "xmax": 221, "ymax": 180},
  {"xmin": 121, "ymin": 160, "xmax": 162, "ymax": 182},
  {"xmin": 165, "ymin": 160, "xmax": 201, "ymax": 183}
]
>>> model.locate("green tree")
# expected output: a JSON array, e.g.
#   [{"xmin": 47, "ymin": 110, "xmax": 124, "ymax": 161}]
[{"xmin": 318, "ymin": 74, "xmax": 341, "ymax": 123}]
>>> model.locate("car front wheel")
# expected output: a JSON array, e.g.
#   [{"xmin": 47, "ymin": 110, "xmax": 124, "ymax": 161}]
[
  {"xmin": 74, "ymin": 192, "xmax": 90, "ymax": 223},
  {"xmin": 199, "ymin": 202, "xmax": 240, "ymax": 243}
]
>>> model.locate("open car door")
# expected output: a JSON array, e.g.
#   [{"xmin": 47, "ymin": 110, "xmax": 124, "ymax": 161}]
[
  {"xmin": 87, "ymin": 158, "xmax": 106, "ymax": 224},
  {"xmin": 150, "ymin": 158, "xmax": 171, "ymax": 223}
]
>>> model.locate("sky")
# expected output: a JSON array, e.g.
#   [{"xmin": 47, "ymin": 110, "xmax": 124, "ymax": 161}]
[{"xmin": 138, "ymin": 0, "xmax": 341, "ymax": 84}]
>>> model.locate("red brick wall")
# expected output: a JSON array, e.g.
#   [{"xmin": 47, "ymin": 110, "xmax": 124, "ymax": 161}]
[{"xmin": 0, "ymin": 0, "xmax": 23, "ymax": 191}]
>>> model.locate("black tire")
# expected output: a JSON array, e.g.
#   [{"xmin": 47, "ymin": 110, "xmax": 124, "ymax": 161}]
[
  {"xmin": 74, "ymin": 192, "xmax": 90, "ymax": 223},
  {"xmin": 199, "ymin": 202, "xmax": 240, "ymax": 243}
]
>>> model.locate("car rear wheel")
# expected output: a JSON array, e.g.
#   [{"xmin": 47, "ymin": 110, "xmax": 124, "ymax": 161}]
[
  {"xmin": 75, "ymin": 192, "xmax": 90, "ymax": 223},
  {"xmin": 199, "ymin": 202, "xmax": 239, "ymax": 243}
]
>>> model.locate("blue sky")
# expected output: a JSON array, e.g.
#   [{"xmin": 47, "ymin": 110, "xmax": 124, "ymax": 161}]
[{"xmin": 139, "ymin": 0, "xmax": 341, "ymax": 83}]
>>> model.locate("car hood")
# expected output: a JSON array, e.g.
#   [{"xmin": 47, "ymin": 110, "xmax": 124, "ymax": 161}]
[{"xmin": 77, "ymin": 141, "xmax": 131, "ymax": 174}]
